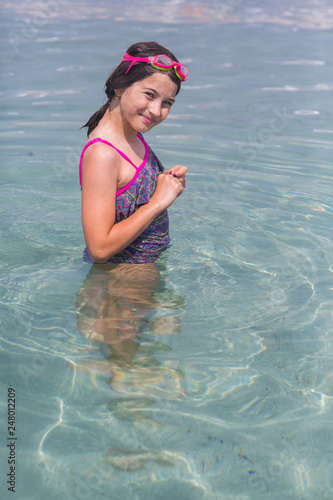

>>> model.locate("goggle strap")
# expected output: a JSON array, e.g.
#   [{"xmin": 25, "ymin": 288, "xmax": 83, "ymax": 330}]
[{"xmin": 125, "ymin": 61, "xmax": 135, "ymax": 74}]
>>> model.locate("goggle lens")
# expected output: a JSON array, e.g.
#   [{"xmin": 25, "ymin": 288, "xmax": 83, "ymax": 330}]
[
  {"xmin": 178, "ymin": 64, "xmax": 189, "ymax": 79},
  {"xmin": 155, "ymin": 55, "xmax": 173, "ymax": 67},
  {"xmin": 122, "ymin": 53, "xmax": 188, "ymax": 82},
  {"xmin": 153, "ymin": 55, "xmax": 188, "ymax": 81}
]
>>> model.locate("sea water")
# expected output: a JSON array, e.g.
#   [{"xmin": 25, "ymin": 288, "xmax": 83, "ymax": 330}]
[{"xmin": 1, "ymin": 1, "xmax": 333, "ymax": 499}]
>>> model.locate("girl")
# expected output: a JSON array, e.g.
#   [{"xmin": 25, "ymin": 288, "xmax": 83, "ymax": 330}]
[{"xmin": 79, "ymin": 41, "xmax": 188, "ymax": 265}]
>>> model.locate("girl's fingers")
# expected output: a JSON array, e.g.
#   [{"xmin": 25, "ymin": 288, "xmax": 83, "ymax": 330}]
[
  {"xmin": 166, "ymin": 165, "xmax": 187, "ymax": 177},
  {"xmin": 165, "ymin": 166, "xmax": 187, "ymax": 189}
]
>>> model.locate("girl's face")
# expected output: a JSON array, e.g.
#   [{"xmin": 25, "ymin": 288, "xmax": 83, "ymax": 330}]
[{"xmin": 117, "ymin": 72, "xmax": 178, "ymax": 133}]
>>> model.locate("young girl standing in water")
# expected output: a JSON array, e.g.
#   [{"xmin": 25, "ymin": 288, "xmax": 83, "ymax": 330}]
[{"xmin": 79, "ymin": 41, "xmax": 188, "ymax": 264}]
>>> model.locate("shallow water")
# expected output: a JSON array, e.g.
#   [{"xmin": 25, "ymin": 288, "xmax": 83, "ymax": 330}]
[{"xmin": 1, "ymin": 1, "xmax": 333, "ymax": 499}]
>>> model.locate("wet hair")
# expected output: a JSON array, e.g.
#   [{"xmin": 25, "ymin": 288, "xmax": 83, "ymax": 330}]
[{"xmin": 82, "ymin": 41, "xmax": 182, "ymax": 136}]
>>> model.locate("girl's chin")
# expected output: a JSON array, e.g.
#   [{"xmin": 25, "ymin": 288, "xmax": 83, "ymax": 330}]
[{"xmin": 128, "ymin": 116, "xmax": 156, "ymax": 134}]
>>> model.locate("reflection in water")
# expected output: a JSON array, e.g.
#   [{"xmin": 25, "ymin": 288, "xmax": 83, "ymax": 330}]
[
  {"xmin": 74, "ymin": 262, "xmax": 186, "ymax": 443},
  {"xmin": 77, "ymin": 263, "xmax": 161, "ymax": 361},
  {"xmin": 105, "ymin": 446, "xmax": 176, "ymax": 471}
]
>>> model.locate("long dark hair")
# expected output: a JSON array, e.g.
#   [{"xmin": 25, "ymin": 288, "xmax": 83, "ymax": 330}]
[{"xmin": 82, "ymin": 41, "xmax": 182, "ymax": 136}]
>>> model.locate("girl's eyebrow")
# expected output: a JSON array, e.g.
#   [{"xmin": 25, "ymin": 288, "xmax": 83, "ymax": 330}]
[{"xmin": 144, "ymin": 87, "xmax": 175, "ymax": 103}]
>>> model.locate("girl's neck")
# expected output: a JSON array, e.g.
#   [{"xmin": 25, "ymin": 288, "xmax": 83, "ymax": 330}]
[
  {"xmin": 92, "ymin": 99, "xmax": 139, "ymax": 146},
  {"xmin": 89, "ymin": 102, "xmax": 146, "ymax": 161}
]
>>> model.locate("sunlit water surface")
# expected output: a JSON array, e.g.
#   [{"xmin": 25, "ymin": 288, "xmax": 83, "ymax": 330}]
[{"xmin": 1, "ymin": 1, "xmax": 333, "ymax": 499}]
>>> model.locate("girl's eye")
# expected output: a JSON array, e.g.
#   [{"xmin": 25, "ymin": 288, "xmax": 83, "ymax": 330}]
[
  {"xmin": 164, "ymin": 100, "xmax": 173, "ymax": 107},
  {"xmin": 145, "ymin": 92, "xmax": 154, "ymax": 98}
]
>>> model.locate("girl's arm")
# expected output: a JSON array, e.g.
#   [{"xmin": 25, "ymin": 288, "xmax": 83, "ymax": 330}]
[{"xmin": 81, "ymin": 144, "xmax": 185, "ymax": 263}]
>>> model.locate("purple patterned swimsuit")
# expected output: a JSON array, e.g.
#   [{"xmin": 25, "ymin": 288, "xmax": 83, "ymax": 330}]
[{"xmin": 79, "ymin": 133, "xmax": 170, "ymax": 264}]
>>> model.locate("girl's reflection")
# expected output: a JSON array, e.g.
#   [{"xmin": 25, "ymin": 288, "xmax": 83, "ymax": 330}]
[
  {"xmin": 73, "ymin": 263, "xmax": 186, "ymax": 464},
  {"xmin": 75, "ymin": 262, "xmax": 186, "ymax": 390}
]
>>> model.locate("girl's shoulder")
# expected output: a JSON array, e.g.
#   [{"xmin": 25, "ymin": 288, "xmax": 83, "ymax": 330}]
[
  {"xmin": 82, "ymin": 137, "xmax": 122, "ymax": 163},
  {"xmin": 79, "ymin": 138, "xmax": 122, "ymax": 188}
]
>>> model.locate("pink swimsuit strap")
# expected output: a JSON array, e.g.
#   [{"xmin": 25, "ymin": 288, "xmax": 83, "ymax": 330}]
[{"xmin": 79, "ymin": 133, "xmax": 149, "ymax": 196}]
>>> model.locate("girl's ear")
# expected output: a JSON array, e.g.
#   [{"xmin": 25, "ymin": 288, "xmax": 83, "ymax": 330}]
[{"xmin": 114, "ymin": 89, "xmax": 124, "ymax": 99}]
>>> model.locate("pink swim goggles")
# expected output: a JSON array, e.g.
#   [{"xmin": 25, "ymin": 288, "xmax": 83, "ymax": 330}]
[{"xmin": 122, "ymin": 53, "xmax": 189, "ymax": 82}]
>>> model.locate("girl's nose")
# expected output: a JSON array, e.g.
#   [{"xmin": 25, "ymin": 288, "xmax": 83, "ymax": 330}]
[{"xmin": 148, "ymin": 100, "xmax": 162, "ymax": 118}]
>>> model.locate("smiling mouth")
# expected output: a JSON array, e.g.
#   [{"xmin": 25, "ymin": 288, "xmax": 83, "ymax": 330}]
[{"xmin": 140, "ymin": 114, "xmax": 154, "ymax": 124}]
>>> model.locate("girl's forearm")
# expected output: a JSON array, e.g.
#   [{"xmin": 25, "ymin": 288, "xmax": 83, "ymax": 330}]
[{"xmin": 86, "ymin": 200, "xmax": 163, "ymax": 263}]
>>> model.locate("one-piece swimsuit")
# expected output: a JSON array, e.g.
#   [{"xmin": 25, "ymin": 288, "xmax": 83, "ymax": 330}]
[{"xmin": 79, "ymin": 133, "xmax": 170, "ymax": 264}]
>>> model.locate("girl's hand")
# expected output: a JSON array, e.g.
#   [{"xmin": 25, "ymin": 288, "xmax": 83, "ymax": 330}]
[
  {"xmin": 150, "ymin": 171, "xmax": 185, "ymax": 210},
  {"xmin": 164, "ymin": 165, "xmax": 187, "ymax": 190}
]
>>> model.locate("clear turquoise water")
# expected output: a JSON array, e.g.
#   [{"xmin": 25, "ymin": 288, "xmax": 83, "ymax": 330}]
[{"xmin": 1, "ymin": 2, "xmax": 333, "ymax": 499}]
